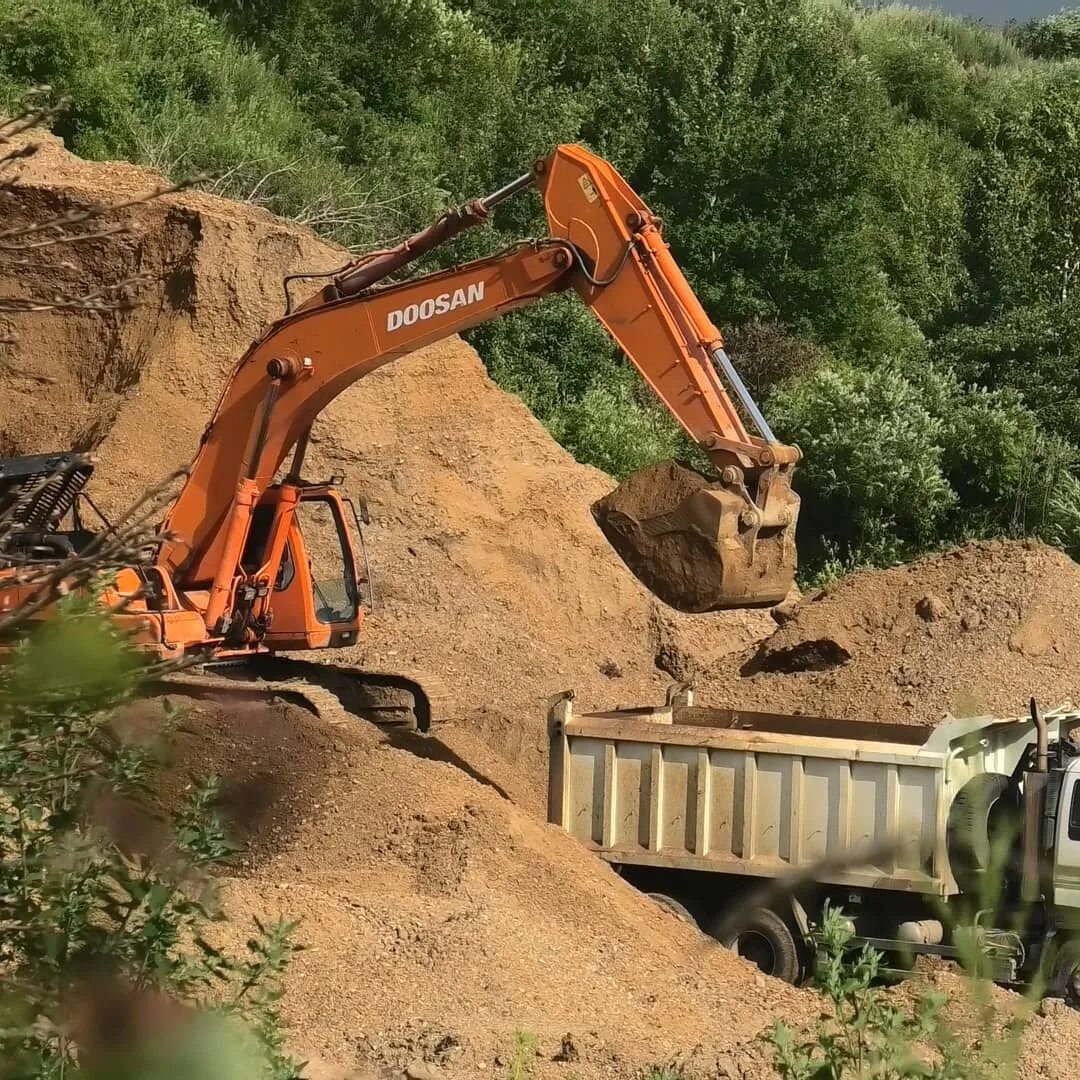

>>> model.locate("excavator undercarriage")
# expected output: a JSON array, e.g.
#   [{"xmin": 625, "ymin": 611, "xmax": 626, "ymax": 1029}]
[{"xmin": 152, "ymin": 655, "xmax": 448, "ymax": 732}]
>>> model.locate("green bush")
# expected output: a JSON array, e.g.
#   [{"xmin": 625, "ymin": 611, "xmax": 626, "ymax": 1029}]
[
  {"xmin": 0, "ymin": 595, "xmax": 299, "ymax": 1078},
  {"xmin": 0, "ymin": 0, "xmax": 376, "ymax": 244},
  {"xmin": 770, "ymin": 360, "xmax": 1080, "ymax": 574},
  {"xmin": 770, "ymin": 361, "xmax": 955, "ymax": 569},
  {"xmin": 550, "ymin": 369, "xmax": 691, "ymax": 481},
  {"xmin": 1015, "ymin": 9, "xmax": 1080, "ymax": 60},
  {"xmin": 766, "ymin": 905, "xmax": 1029, "ymax": 1080}
]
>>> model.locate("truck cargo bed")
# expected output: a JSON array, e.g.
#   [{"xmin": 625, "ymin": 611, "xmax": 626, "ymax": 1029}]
[{"xmin": 546, "ymin": 693, "xmax": 1080, "ymax": 897}]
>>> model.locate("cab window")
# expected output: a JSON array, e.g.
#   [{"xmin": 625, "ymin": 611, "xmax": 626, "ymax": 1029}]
[
  {"xmin": 1069, "ymin": 780, "xmax": 1080, "ymax": 842},
  {"xmin": 293, "ymin": 497, "xmax": 358, "ymax": 624}
]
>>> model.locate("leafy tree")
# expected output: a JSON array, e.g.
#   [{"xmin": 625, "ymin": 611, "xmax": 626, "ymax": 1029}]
[
  {"xmin": 6, "ymin": 0, "xmax": 1080, "ymax": 574},
  {"xmin": 1014, "ymin": 9, "xmax": 1080, "ymax": 60},
  {"xmin": 966, "ymin": 62, "xmax": 1080, "ymax": 314}
]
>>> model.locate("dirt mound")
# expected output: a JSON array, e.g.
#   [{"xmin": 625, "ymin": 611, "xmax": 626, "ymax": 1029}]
[
  {"xmin": 140, "ymin": 695, "xmax": 803, "ymax": 1078},
  {"xmin": 892, "ymin": 961, "xmax": 1080, "ymax": 1080},
  {"xmin": 0, "ymin": 131, "xmax": 772, "ymax": 812},
  {"xmin": 707, "ymin": 540, "xmax": 1080, "ymax": 724},
  {"xmin": 0, "ymin": 133, "xmax": 791, "ymax": 1075}
]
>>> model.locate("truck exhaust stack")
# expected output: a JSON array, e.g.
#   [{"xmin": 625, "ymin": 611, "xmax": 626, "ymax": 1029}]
[{"xmin": 1022, "ymin": 697, "xmax": 1051, "ymax": 904}]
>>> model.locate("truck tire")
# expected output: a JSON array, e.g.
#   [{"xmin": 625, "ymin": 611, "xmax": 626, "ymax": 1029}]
[
  {"xmin": 714, "ymin": 906, "xmax": 801, "ymax": 984},
  {"xmin": 1050, "ymin": 938, "xmax": 1080, "ymax": 1007},
  {"xmin": 646, "ymin": 892, "xmax": 696, "ymax": 925},
  {"xmin": 947, "ymin": 772, "xmax": 1020, "ymax": 883}
]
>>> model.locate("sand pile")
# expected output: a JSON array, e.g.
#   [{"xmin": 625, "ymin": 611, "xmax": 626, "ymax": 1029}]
[
  {"xmin": 137, "ymin": 694, "xmax": 804, "ymax": 1079},
  {"xmin": 0, "ymin": 131, "xmax": 771, "ymax": 812},
  {"xmin": 0, "ymin": 132, "xmax": 793, "ymax": 1076},
  {"xmin": 891, "ymin": 961, "xmax": 1080, "ymax": 1080},
  {"xmin": 703, "ymin": 539, "xmax": 1080, "ymax": 725}
]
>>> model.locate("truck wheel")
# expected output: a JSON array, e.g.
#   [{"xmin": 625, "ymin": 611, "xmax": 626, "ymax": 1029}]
[
  {"xmin": 714, "ymin": 907, "xmax": 801, "ymax": 984},
  {"xmin": 646, "ymin": 892, "xmax": 696, "ymax": 924},
  {"xmin": 1062, "ymin": 959, "xmax": 1080, "ymax": 1009},
  {"xmin": 947, "ymin": 773, "xmax": 1019, "ymax": 882},
  {"xmin": 1050, "ymin": 939, "xmax": 1080, "ymax": 1007}
]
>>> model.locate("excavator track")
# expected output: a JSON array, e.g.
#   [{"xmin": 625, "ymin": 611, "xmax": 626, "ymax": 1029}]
[{"xmin": 148, "ymin": 655, "xmax": 453, "ymax": 733}]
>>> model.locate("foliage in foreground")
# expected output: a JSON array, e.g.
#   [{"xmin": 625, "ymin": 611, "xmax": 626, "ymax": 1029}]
[
  {"xmin": 0, "ymin": 595, "xmax": 300, "ymax": 1078},
  {"xmin": 0, "ymin": 102, "xmax": 300, "ymax": 1077},
  {"xmin": 766, "ymin": 906, "xmax": 1030, "ymax": 1080}
]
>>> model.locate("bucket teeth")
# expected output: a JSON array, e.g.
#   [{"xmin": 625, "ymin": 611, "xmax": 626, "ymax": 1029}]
[{"xmin": 592, "ymin": 460, "xmax": 799, "ymax": 612}]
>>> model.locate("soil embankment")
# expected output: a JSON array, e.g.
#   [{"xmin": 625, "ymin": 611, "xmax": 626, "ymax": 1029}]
[{"xmin": 709, "ymin": 540, "xmax": 1080, "ymax": 725}]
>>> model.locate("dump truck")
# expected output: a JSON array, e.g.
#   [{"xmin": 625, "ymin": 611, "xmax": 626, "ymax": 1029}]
[{"xmin": 547, "ymin": 690, "xmax": 1080, "ymax": 1000}]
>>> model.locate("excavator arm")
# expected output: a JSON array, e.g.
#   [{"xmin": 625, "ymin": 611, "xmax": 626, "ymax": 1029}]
[{"xmin": 158, "ymin": 145, "xmax": 800, "ymax": 619}]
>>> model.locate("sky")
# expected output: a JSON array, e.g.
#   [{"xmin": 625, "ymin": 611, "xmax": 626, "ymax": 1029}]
[{"xmin": 904, "ymin": 1, "xmax": 1064, "ymax": 22}]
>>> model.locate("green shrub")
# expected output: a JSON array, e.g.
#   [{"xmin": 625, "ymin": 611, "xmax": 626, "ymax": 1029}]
[
  {"xmin": 766, "ymin": 905, "xmax": 1029, "ymax": 1080},
  {"xmin": 1015, "ymin": 9, "xmax": 1080, "ymax": 60},
  {"xmin": 550, "ymin": 368, "xmax": 692, "ymax": 481},
  {"xmin": 0, "ymin": 0, "xmax": 376, "ymax": 244},
  {"xmin": 771, "ymin": 360, "xmax": 1080, "ymax": 574},
  {"xmin": 0, "ymin": 594, "xmax": 299, "ymax": 1078},
  {"xmin": 770, "ymin": 361, "xmax": 956, "ymax": 568}
]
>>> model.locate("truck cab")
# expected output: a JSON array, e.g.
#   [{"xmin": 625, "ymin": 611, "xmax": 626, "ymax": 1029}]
[{"xmin": 1050, "ymin": 757, "xmax": 1080, "ymax": 924}]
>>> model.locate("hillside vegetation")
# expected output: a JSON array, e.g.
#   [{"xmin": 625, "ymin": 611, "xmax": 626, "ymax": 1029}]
[{"xmin": 1, "ymin": 0, "xmax": 1079, "ymax": 578}]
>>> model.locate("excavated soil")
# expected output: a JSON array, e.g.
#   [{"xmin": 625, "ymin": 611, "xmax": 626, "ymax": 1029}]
[
  {"xmin": 891, "ymin": 961, "xmax": 1080, "ymax": 1080},
  {"xmin": 592, "ymin": 460, "xmax": 720, "ymax": 612},
  {"xmin": 593, "ymin": 461, "xmax": 798, "ymax": 615},
  {"xmin": 10, "ymin": 132, "xmax": 1080, "ymax": 1075},
  {"xmin": 128, "ymin": 694, "xmax": 805, "ymax": 1079},
  {"xmin": 707, "ymin": 540, "xmax": 1080, "ymax": 725}
]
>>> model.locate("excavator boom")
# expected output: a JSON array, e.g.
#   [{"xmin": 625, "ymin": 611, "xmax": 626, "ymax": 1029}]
[{"xmin": 157, "ymin": 145, "xmax": 799, "ymax": 620}]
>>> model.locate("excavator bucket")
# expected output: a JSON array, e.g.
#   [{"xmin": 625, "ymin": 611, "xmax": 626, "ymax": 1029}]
[{"xmin": 592, "ymin": 460, "xmax": 799, "ymax": 612}]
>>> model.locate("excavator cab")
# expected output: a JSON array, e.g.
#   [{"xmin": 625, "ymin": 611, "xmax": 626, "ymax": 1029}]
[{"xmin": 239, "ymin": 482, "xmax": 367, "ymax": 652}]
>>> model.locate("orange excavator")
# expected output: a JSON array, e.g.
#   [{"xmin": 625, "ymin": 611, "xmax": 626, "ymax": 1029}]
[{"xmin": 0, "ymin": 145, "xmax": 800, "ymax": 729}]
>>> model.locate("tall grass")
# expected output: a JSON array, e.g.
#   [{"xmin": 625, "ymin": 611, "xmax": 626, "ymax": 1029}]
[{"xmin": 0, "ymin": 0, "xmax": 393, "ymax": 245}]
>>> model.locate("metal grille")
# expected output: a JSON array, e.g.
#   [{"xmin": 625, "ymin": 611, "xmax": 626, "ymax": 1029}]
[{"xmin": 0, "ymin": 452, "xmax": 95, "ymax": 530}]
